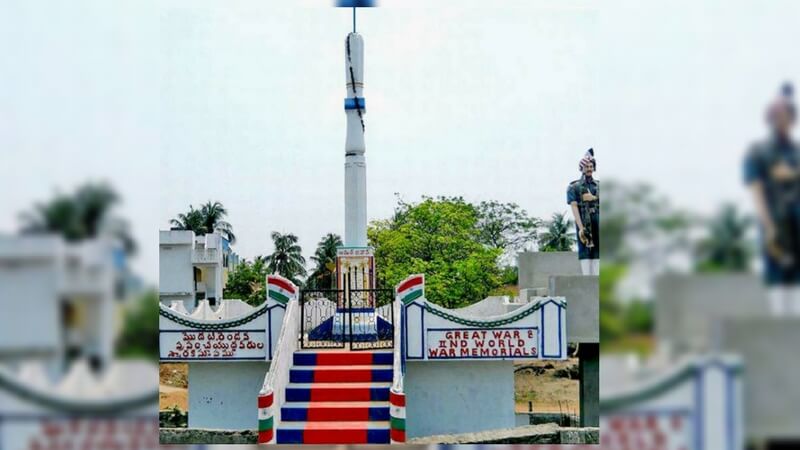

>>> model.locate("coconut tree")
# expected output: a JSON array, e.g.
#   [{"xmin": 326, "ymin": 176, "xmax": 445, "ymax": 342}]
[
  {"xmin": 170, "ymin": 205, "xmax": 206, "ymax": 234},
  {"xmin": 20, "ymin": 182, "xmax": 136, "ymax": 254},
  {"xmin": 264, "ymin": 232, "xmax": 307, "ymax": 285},
  {"xmin": 170, "ymin": 201, "xmax": 235, "ymax": 244},
  {"xmin": 21, "ymin": 194, "xmax": 83, "ymax": 241},
  {"xmin": 538, "ymin": 212, "xmax": 576, "ymax": 252},
  {"xmin": 307, "ymin": 233, "xmax": 343, "ymax": 289},
  {"xmin": 200, "ymin": 201, "xmax": 236, "ymax": 244}
]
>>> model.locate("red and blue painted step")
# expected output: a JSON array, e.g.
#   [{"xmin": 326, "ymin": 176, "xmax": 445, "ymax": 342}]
[
  {"xmin": 281, "ymin": 401, "xmax": 390, "ymax": 421},
  {"xmin": 293, "ymin": 350, "xmax": 393, "ymax": 366},
  {"xmin": 276, "ymin": 350, "xmax": 393, "ymax": 444},
  {"xmin": 276, "ymin": 421, "xmax": 390, "ymax": 444},
  {"xmin": 289, "ymin": 365, "xmax": 393, "ymax": 383},
  {"xmin": 285, "ymin": 381, "xmax": 391, "ymax": 402}
]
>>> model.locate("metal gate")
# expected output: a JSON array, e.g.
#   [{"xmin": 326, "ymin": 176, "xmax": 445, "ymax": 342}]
[
  {"xmin": 300, "ymin": 289, "xmax": 346, "ymax": 349},
  {"xmin": 348, "ymin": 287, "xmax": 394, "ymax": 351},
  {"xmin": 299, "ymin": 284, "xmax": 394, "ymax": 350}
]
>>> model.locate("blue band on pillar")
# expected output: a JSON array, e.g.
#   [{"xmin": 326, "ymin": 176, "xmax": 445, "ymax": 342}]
[
  {"xmin": 344, "ymin": 97, "xmax": 366, "ymax": 110},
  {"xmin": 336, "ymin": 0, "xmax": 376, "ymax": 7}
]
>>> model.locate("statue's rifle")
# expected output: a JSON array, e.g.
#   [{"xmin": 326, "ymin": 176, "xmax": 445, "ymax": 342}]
[
  {"xmin": 579, "ymin": 181, "xmax": 598, "ymax": 249},
  {"xmin": 768, "ymin": 173, "xmax": 800, "ymax": 268}
]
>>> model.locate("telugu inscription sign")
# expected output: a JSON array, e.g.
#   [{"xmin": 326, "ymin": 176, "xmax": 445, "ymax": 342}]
[
  {"xmin": 1, "ymin": 418, "xmax": 159, "ymax": 450},
  {"xmin": 160, "ymin": 330, "xmax": 266, "ymax": 360}
]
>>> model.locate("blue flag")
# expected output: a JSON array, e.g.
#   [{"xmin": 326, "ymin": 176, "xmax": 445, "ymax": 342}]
[{"xmin": 336, "ymin": 0, "xmax": 376, "ymax": 6}]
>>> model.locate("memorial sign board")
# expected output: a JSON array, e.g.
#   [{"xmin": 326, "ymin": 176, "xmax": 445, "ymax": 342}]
[{"xmin": 401, "ymin": 285, "xmax": 567, "ymax": 361}]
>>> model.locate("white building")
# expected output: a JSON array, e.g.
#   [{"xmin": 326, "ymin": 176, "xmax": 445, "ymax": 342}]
[
  {"xmin": 0, "ymin": 234, "xmax": 159, "ymax": 450},
  {"xmin": 159, "ymin": 230, "xmax": 239, "ymax": 310},
  {"xmin": 0, "ymin": 234, "xmax": 126, "ymax": 375}
]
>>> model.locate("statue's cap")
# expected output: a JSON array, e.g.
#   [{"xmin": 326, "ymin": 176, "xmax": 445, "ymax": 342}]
[{"xmin": 579, "ymin": 148, "xmax": 596, "ymax": 171}]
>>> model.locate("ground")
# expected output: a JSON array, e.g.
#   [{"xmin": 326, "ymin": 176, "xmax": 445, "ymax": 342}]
[
  {"xmin": 159, "ymin": 359, "xmax": 579, "ymax": 415},
  {"xmin": 514, "ymin": 358, "xmax": 579, "ymax": 414},
  {"xmin": 160, "ymin": 363, "xmax": 188, "ymax": 410}
]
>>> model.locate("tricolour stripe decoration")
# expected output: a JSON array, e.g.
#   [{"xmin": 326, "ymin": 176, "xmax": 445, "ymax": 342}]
[
  {"xmin": 396, "ymin": 274, "xmax": 424, "ymax": 305},
  {"xmin": 267, "ymin": 275, "xmax": 297, "ymax": 305},
  {"xmin": 257, "ymin": 389, "xmax": 275, "ymax": 444},
  {"xmin": 389, "ymin": 388, "xmax": 406, "ymax": 443}
]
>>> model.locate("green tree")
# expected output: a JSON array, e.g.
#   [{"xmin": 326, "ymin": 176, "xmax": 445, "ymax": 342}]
[
  {"xmin": 20, "ymin": 182, "xmax": 136, "ymax": 254},
  {"xmin": 368, "ymin": 196, "xmax": 503, "ymax": 308},
  {"xmin": 599, "ymin": 263, "xmax": 626, "ymax": 342},
  {"xmin": 264, "ymin": 232, "xmax": 307, "ymax": 285},
  {"xmin": 499, "ymin": 265, "xmax": 519, "ymax": 285},
  {"xmin": 601, "ymin": 181, "xmax": 691, "ymax": 264},
  {"xmin": 475, "ymin": 200, "xmax": 541, "ymax": 262},
  {"xmin": 623, "ymin": 300, "xmax": 653, "ymax": 334},
  {"xmin": 694, "ymin": 203, "xmax": 753, "ymax": 272},
  {"xmin": 224, "ymin": 257, "xmax": 268, "ymax": 306},
  {"xmin": 117, "ymin": 290, "xmax": 158, "ymax": 360},
  {"xmin": 538, "ymin": 212, "xmax": 576, "ymax": 252},
  {"xmin": 170, "ymin": 200, "xmax": 236, "ymax": 244},
  {"xmin": 306, "ymin": 233, "xmax": 343, "ymax": 289},
  {"xmin": 598, "ymin": 181, "xmax": 692, "ymax": 354}
]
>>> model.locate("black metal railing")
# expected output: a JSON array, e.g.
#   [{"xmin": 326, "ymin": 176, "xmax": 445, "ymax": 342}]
[
  {"xmin": 298, "ymin": 274, "xmax": 395, "ymax": 350},
  {"xmin": 300, "ymin": 289, "xmax": 345, "ymax": 349}
]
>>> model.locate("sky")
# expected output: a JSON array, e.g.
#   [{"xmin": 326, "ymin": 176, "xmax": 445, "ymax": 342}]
[{"xmin": 1, "ymin": 0, "xmax": 799, "ymax": 285}]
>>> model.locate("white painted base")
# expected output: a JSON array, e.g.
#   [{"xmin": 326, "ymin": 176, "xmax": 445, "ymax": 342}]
[
  {"xmin": 404, "ymin": 360, "xmax": 515, "ymax": 438},
  {"xmin": 187, "ymin": 361, "xmax": 270, "ymax": 430},
  {"xmin": 332, "ymin": 310, "xmax": 378, "ymax": 338}
]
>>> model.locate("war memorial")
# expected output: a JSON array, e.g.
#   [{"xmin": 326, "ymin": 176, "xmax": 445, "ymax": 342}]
[
  {"xmin": 152, "ymin": 3, "xmax": 758, "ymax": 448},
  {"xmin": 156, "ymin": 2, "xmax": 585, "ymax": 444}
]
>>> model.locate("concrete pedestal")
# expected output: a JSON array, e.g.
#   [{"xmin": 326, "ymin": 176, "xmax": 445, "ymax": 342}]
[
  {"xmin": 518, "ymin": 252, "xmax": 581, "ymax": 290},
  {"xmin": 578, "ymin": 343, "xmax": 599, "ymax": 427},
  {"xmin": 188, "ymin": 361, "xmax": 270, "ymax": 430},
  {"xmin": 721, "ymin": 318, "xmax": 800, "ymax": 443},
  {"xmin": 404, "ymin": 360, "xmax": 515, "ymax": 438},
  {"xmin": 548, "ymin": 275, "xmax": 599, "ymax": 344}
]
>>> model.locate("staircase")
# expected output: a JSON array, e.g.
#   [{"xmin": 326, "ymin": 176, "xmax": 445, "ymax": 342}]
[{"xmin": 276, "ymin": 349, "xmax": 393, "ymax": 444}]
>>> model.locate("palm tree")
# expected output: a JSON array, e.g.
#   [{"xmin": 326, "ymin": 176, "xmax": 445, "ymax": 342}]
[
  {"xmin": 21, "ymin": 194, "xmax": 83, "ymax": 241},
  {"xmin": 307, "ymin": 233, "xmax": 343, "ymax": 289},
  {"xmin": 694, "ymin": 204, "xmax": 753, "ymax": 272},
  {"xmin": 264, "ymin": 232, "xmax": 307, "ymax": 285},
  {"xmin": 170, "ymin": 201, "xmax": 236, "ymax": 244},
  {"xmin": 200, "ymin": 201, "xmax": 236, "ymax": 244},
  {"xmin": 538, "ymin": 212, "xmax": 576, "ymax": 252},
  {"xmin": 20, "ymin": 182, "xmax": 136, "ymax": 254},
  {"xmin": 170, "ymin": 205, "xmax": 206, "ymax": 234}
]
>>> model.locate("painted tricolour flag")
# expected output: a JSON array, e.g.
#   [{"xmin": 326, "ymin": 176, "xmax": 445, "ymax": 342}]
[
  {"xmin": 267, "ymin": 275, "xmax": 297, "ymax": 305},
  {"xmin": 396, "ymin": 274, "xmax": 424, "ymax": 305}
]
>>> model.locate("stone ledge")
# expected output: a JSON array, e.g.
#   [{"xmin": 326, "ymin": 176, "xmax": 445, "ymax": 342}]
[
  {"xmin": 159, "ymin": 428, "xmax": 257, "ymax": 444},
  {"xmin": 408, "ymin": 424, "xmax": 599, "ymax": 444},
  {"xmin": 160, "ymin": 425, "xmax": 600, "ymax": 445},
  {"xmin": 561, "ymin": 427, "xmax": 600, "ymax": 444}
]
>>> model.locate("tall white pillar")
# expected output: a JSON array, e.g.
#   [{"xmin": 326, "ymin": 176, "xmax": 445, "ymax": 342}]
[{"xmin": 344, "ymin": 32, "xmax": 367, "ymax": 247}]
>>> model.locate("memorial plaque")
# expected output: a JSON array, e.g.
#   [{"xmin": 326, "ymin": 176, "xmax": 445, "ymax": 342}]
[{"xmin": 426, "ymin": 327, "xmax": 539, "ymax": 359}]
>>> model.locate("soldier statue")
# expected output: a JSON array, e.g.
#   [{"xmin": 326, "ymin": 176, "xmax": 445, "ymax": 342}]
[
  {"xmin": 568, "ymin": 148, "xmax": 599, "ymax": 275},
  {"xmin": 745, "ymin": 83, "xmax": 800, "ymax": 315}
]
